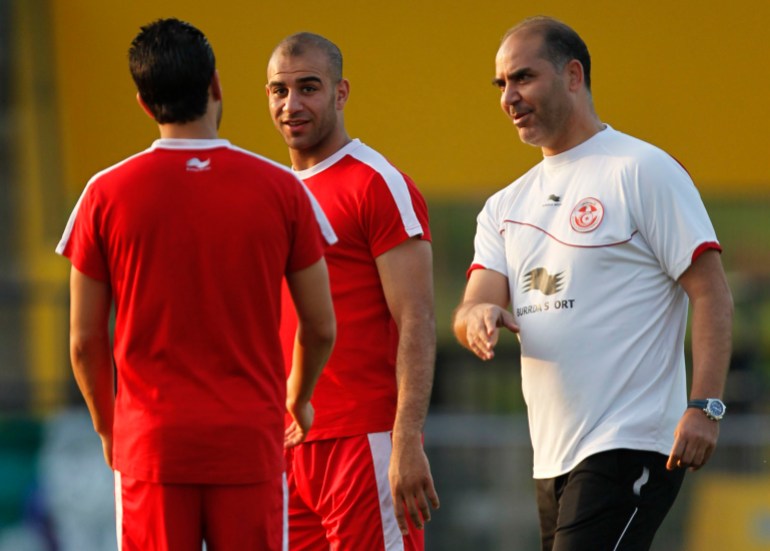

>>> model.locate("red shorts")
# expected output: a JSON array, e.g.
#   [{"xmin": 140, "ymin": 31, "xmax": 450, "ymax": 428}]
[
  {"xmin": 286, "ymin": 431, "xmax": 424, "ymax": 551},
  {"xmin": 115, "ymin": 471, "xmax": 287, "ymax": 551}
]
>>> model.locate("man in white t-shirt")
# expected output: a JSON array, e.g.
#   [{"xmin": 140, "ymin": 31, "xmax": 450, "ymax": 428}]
[{"xmin": 452, "ymin": 16, "xmax": 733, "ymax": 551}]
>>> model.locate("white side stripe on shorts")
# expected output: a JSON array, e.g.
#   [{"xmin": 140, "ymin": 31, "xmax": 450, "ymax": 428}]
[
  {"xmin": 612, "ymin": 508, "xmax": 638, "ymax": 551},
  {"xmin": 612, "ymin": 466, "xmax": 651, "ymax": 551},
  {"xmin": 367, "ymin": 432, "xmax": 405, "ymax": 551},
  {"xmin": 114, "ymin": 471, "xmax": 123, "ymax": 551},
  {"xmin": 282, "ymin": 472, "xmax": 289, "ymax": 551}
]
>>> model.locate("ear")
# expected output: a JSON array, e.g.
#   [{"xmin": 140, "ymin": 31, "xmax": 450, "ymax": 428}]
[
  {"xmin": 565, "ymin": 59, "xmax": 585, "ymax": 92},
  {"xmin": 136, "ymin": 92, "xmax": 156, "ymax": 120},
  {"xmin": 335, "ymin": 78, "xmax": 350, "ymax": 110},
  {"xmin": 210, "ymin": 70, "xmax": 223, "ymax": 101}
]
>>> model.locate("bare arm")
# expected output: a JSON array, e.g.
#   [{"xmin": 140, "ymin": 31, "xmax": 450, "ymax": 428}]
[
  {"xmin": 375, "ymin": 238, "xmax": 439, "ymax": 534},
  {"xmin": 69, "ymin": 266, "xmax": 114, "ymax": 468},
  {"xmin": 284, "ymin": 257, "xmax": 336, "ymax": 448},
  {"xmin": 452, "ymin": 268, "xmax": 518, "ymax": 360},
  {"xmin": 667, "ymin": 250, "xmax": 733, "ymax": 470}
]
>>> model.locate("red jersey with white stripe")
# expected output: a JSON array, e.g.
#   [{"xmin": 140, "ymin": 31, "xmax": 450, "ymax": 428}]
[
  {"xmin": 280, "ymin": 139, "xmax": 431, "ymax": 441},
  {"xmin": 56, "ymin": 138, "xmax": 331, "ymax": 484}
]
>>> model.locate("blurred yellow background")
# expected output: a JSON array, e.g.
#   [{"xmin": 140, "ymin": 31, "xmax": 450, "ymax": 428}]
[
  {"xmin": 3, "ymin": 2, "xmax": 769, "ymax": 550},
  {"xmin": 47, "ymin": 0, "xmax": 770, "ymax": 201}
]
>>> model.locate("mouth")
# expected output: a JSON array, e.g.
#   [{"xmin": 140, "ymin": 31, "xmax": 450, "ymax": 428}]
[
  {"xmin": 513, "ymin": 110, "xmax": 532, "ymax": 127},
  {"xmin": 282, "ymin": 119, "xmax": 310, "ymax": 131}
]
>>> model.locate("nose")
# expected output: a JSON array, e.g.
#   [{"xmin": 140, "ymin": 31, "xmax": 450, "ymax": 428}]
[
  {"xmin": 283, "ymin": 90, "xmax": 302, "ymax": 114},
  {"xmin": 501, "ymin": 84, "xmax": 521, "ymax": 109}
]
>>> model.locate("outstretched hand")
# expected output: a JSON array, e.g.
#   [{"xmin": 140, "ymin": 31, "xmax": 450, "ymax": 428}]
[{"xmin": 462, "ymin": 303, "xmax": 519, "ymax": 360}]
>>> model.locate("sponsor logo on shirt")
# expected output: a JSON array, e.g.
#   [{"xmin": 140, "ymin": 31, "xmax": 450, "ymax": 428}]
[
  {"xmin": 186, "ymin": 157, "xmax": 211, "ymax": 172},
  {"xmin": 516, "ymin": 267, "xmax": 575, "ymax": 317},
  {"xmin": 522, "ymin": 267, "xmax": 564, "ymax": 295},
  {"xmin": 570, "ymin": 197, "xmax": 603, "ymax": 232},
  {"xmin": 542, "ymin": 194, "xmax": 562, "ymax": 207}
]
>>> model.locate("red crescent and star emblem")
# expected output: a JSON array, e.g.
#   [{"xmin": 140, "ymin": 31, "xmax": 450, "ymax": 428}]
[{"xmin": 570, "ymin": 197, "xmax": 604, "ymax": 233}]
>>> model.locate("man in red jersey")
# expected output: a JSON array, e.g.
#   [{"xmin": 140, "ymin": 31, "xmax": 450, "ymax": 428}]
[
  {"xmin": 266, "ymin": 32, "xmax": 440, "ymax": 551},
  {"xmin": 57, "ymin": 19, "xmax": 336, "ymax": 551}
]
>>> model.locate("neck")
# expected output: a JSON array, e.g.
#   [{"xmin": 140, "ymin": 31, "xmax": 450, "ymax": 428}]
[
  {"xmin": 289, "ymin": 130, "xmax": 352, "ymax": 171},
  {"xmin": 156, "ymin": 98, "xmax": 221, "ymax": 140},
  {"xmin": 542, "ymin": 113, "xmax": 604, "ymax": 157},
  {"xmin": 158, "ymin": 119, "xmax": 218, "ymax": 140}
]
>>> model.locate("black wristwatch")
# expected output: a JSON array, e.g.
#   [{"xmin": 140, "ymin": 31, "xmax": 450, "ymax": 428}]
[{"xmin": 687, "ymin": 398, "xmax": 726, "ymax": 421}]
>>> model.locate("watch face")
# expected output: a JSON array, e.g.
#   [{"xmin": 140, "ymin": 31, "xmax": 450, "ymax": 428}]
[{"xmin": 707, "ymin": 400, "xmax": 725, "ymax": 418}]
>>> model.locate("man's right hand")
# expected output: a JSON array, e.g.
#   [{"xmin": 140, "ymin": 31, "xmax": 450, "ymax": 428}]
[
  {"xmin": 459, "ymin": 303, "xmax": 519, "ymax": 361},
  {"xmin": 285, "ymin": 400, "xmax": 314, "ymax": 448}
]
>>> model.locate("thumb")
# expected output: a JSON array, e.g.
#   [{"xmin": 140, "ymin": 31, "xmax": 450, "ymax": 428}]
[{"xmin": 501, "ymin": 310, "xmax": 519, "ymax": 333}]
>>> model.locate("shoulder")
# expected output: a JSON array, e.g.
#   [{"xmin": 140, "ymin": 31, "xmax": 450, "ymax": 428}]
[
  {"xmin": 484, "ymin": 162, "xmax": 544, "ymax": 215},
  {"xmin": 327, "ymin": 142, "xmax": 427, "ymax": 213},
  {"xmin": 88, "ymin": 147, "xmax": 155, "ymax": 185},
  {"xmin": 345, "ymin": 142, "xmax": 420, "ymax": 191},
  {"xmin": 76, "ymin": 149, "xmax": 161, "ymax": 206},
  {"xmin": 346, "ymin": 142, "xmax": 399, "ymax": 174},
  {"xmin": 225, "ymin": 144, "xmax": 298, "ymax": 178},
  {"xmin": 600, "ymin": 127, "xmax": 688, "ymax": 175}
]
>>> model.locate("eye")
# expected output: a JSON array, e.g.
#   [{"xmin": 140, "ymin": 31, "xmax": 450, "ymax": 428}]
[{"xmin": 301, "ymin": 85, "xmax": 318, "ymax": 94}]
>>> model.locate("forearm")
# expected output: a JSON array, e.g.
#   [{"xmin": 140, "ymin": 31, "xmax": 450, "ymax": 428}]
[
  {"xmin": 287, "ymin": 321, "xmax": 335, "ymax": 408},
  {"xmin": 392, "ymin": 315, "xmax": 436, "ymax": 443},
  {"xmin": 71, "ymin": 332, "xmax": 114, "ymax": 437},
  {"xmin": 689, "ymin": 292, "xmax": 733, "ymax": 399},
  {"xmin": 285, "ymin": 257, "xmax": 335, "ymax": 411}
]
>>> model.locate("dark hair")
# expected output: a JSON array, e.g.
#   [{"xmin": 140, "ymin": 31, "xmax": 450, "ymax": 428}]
[
  {"xmin": 505, "ymin": 16, "xmax": 592, "ymax": 91},
  {"xmin": 128, "ymin": 18, "xmax": 215, "ymax": 124},
  {"xmin": 271, "ymin": 32, "xmax": 343, "ymax": 83}
]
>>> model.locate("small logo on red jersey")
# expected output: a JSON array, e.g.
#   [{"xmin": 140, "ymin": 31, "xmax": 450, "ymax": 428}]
[
  {"xmin": 186, "ymin": 157, "xmax": 211, "ymax": 172},
  {"xmin": 570, "ymin": 197, "xmax": 604, "ymax": 233}
]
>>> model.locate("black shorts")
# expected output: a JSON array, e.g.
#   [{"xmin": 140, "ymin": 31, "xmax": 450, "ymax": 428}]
[{"xmin": 535, "ymin": 449, "xmax": 685, "ymax": 551}]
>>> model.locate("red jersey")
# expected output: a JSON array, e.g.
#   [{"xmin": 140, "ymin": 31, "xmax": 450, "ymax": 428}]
[
  {"xmin": 280, "ymin": 139, "xmax": 431, "ymax": 441},
  {"xmin": 57, "ymin": 139, "xmax": 330, "ymax": 484}
]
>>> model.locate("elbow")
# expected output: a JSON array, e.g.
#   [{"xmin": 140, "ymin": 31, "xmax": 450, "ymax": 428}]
[
  {"xmin": 318, "ymin": 309, "xmax": 337, "ymax": 348},
  {"xmin": 319, "ymin": 319, "xmax": 336, "ymax": 352},
  {"xmin": 70, "ymin": 331, "xmax": 109, "ymax": 367},
  {"xmin": 300, "ymin": 315, "xmax": 336, "ymax": 354}
]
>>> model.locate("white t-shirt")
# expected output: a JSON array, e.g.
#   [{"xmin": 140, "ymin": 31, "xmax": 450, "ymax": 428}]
[{"xmin": 472, "ymin": 126, "xmax": 720, "ymax": 479}]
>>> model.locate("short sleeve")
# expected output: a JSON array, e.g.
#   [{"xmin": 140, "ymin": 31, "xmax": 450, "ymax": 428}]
[
  {"xmin": 361, "ymin": 172, "xmax": 431, "ymax": 259},
  {"xmin": 470, "ymin": 191, "xmax": 509, "ymax": 279},
  {"xmin": 630, "ymin": 153, "xmax": 719, "ymax": 280},
  {"xmin": 56, "ymin": 182, "xmax": 110, "ymax": 282}
]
